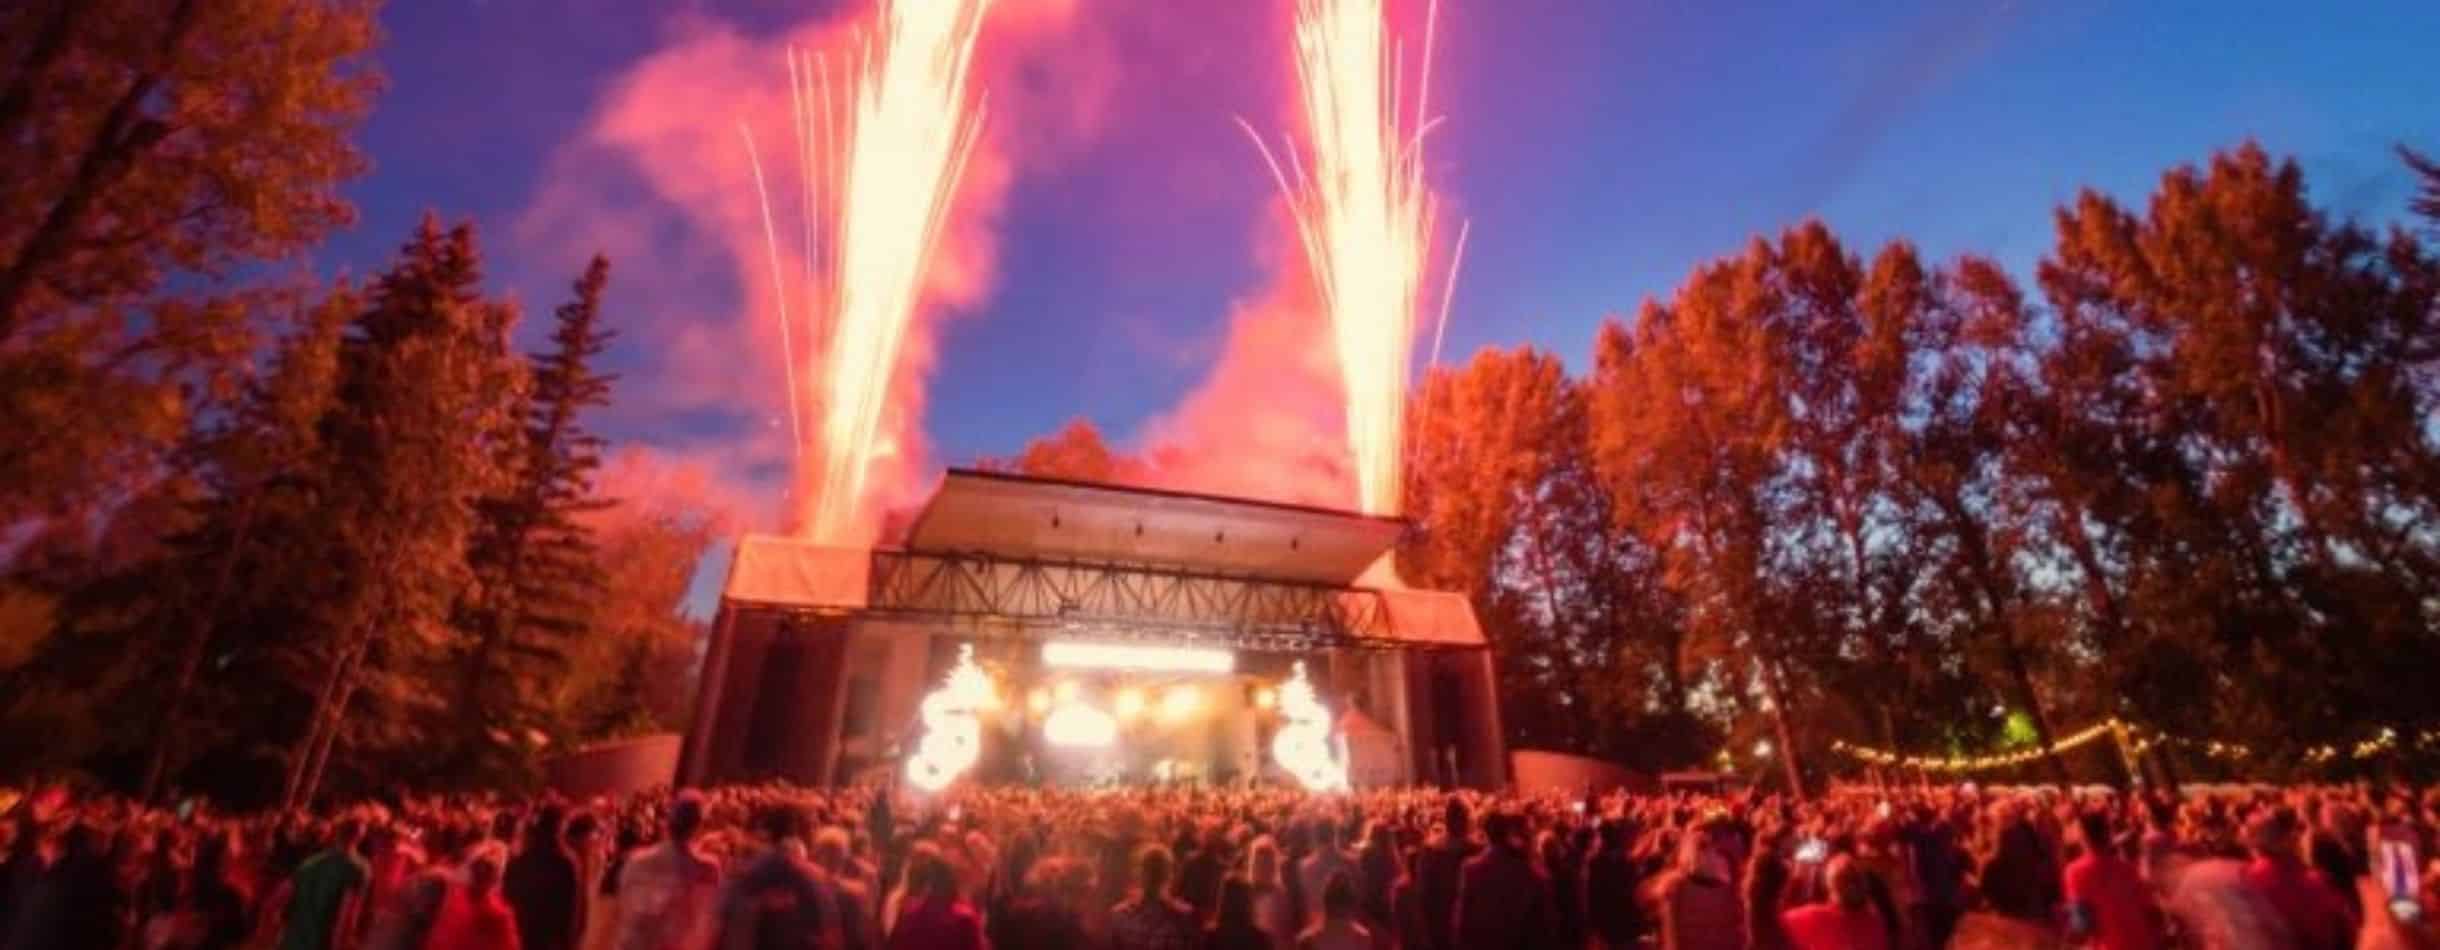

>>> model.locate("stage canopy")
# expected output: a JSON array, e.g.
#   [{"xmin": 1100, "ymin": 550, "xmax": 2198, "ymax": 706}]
[{"xmin": 721, "ymin": 469, "xmax": 1484, "ymax": 649}]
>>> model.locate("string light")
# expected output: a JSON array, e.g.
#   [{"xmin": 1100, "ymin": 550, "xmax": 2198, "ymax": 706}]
[{"xmin": 1834, "ymin": 720, "xmax": 2439, "ymax": 773}]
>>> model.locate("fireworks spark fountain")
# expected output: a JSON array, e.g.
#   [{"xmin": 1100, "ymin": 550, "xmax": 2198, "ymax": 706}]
[
  {"xmin": 742, "ymin": 0, "xmax": 994, "ymax": 542},
  {"xmin": 1243, "ymin": 0, "xmax": 1460, "ymax": 516}
]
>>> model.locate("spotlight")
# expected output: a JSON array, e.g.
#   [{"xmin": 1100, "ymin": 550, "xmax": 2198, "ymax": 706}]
[
  {"xmin": 1114, "ymin": 687, "xmax": 1147, "ymax": 721},
  {"xmin": 1160, "ymin": 686, "xmax": 1204, "ymax": 723},
  {"xmin": 1253, "ymin": 687, "xmax": 1278, "ymax": 711},
  {"xmin": 1026, "ymin": 688, "xmax": 1050, "ymax": 716},
  {"xmin": 1054, "ymin": 680, "xmax": 1079, "ymax": 704}
]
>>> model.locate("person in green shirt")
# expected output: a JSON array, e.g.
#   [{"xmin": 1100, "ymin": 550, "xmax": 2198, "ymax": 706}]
[{"xmin": 279, "ymin": 816, "xmax": 371, "ymax": 950}]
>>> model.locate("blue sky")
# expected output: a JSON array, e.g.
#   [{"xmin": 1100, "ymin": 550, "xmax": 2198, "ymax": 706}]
[{"xmin": 319, "ymin": 0, "xmax": 2440, "ymax": 611}]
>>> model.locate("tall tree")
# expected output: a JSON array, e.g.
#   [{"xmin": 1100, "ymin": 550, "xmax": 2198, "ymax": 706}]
[
  {"xmin": 0, "ymin": 0, "xmax": 379, "ymax": 529},
  {"xmin": 282, "ymin": 216, "xmax": 520, "ymax": 806},
  {"xmin": 452, "ymin": 256, "xmax": 617, "ymax": 781}
]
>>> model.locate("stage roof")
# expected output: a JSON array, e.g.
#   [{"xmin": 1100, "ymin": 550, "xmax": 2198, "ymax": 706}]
[{"xmin": 903, "ymin": 469, "xmax": 1405, "ymax": 586}]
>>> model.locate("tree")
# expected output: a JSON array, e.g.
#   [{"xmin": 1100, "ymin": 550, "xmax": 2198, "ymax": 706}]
[
  {"xmin": 0, "ymin": 0, "xmax": 379, "ymax": 529},
  {"xmin": 138, "ymin": 286, "xmax": 355, "ymax": 799},
  {"xmin": 2028, "ymin": 145, "xmax": 2440, "ymax": 762},
  {"xmin": 452, "ymin": 256, "xmax": 617, "ymax": 782},
  {"xmin": 282, "ymin": 216, "xmax": 521, "ymax": 806},
  {"xmin": 978, "ymin": 418, "xmax": 1150, "ymax": 485}
]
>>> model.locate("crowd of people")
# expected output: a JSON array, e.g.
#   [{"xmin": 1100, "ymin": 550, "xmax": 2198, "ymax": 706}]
[{"xmin": 1, "ymin": 778, "xmax": 2435, "ymax": 950}]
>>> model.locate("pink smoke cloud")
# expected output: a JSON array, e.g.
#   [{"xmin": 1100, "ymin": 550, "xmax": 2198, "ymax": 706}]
[{"xmin": 518, "ymin": 0, "xmax": 1109, "ymax": 535}]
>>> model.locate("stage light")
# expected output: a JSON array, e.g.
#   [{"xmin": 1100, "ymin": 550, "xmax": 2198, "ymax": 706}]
[
  {"xmin": 906, "ymin": 644, "xmax": 995, "ymax": 792},
  {"xmin": 1042, "ymin": 641, "xmax": 1236, "ymax": 674},
  {"xmin": 1159, "ymin": 685, "xmax": 1204, "ymax": 723},
  {"xmin": 1026, "ymin": 687, "xmax": 1050, "ymax": 716},
  {"xmin": 1053, "ymin": 680, "xmax": 1080, "ymax": 704},
  {"xmin": 1114, "ymin": 687, "xmax": 1147, "ymax": 721},
  {"xmin": 1253, "ymin": 687, "xmax": 1277, "ymax": 711},
  {"xmin": 1044, "ymin": 701, "xmax": 1118, "ymax": 748}
]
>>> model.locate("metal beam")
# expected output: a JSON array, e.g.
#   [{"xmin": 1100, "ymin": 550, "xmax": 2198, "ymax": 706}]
[{"xmin": 787, "ymin": 549, "xmax": 1452, "ymax": 653}]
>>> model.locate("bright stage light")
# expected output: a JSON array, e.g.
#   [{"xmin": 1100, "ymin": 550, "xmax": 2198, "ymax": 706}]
[
  {"xmin": 1041, "ymin": 641, "xmax": 1236, "ymax": 675},
  {"xmin": 1053, "ymin": 680, "xmax": 1080, "ymax": 704},
  {"xmin": 1253, "ymin": 687, "xmax": 1277, "ymax": 711},
  {"xmin": 1043, "ymin": 701, "xmax": 1118, "ymax": 748},
  {"xmin": 1114, "ymin": 687, "xmax": 1147, "ymax": 722},
  {"xmin": 1159, "ymin": 686, "xmax": 1204, "ymax": 723},
  {"xmin": 1026, "ymin": 687, "xmax": 1050, "ymax": 716},
  {"xmin": 906, "ymin": 644, "xmax": 995, "ymax": 792}
]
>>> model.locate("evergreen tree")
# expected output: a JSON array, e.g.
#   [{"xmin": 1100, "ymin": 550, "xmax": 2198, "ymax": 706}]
[
  {"xmin": 453, "ymin": 255, "xmax": 617, "ymax": 781},
  {"xmin": 281, "ymin": 216, "xmax": 521, "ymax": 806}
]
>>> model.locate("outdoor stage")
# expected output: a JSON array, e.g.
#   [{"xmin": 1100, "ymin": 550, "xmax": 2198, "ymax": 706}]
[{"xmin": 678, "ymin": 469, "xmax": 1508, "ymax": 789}]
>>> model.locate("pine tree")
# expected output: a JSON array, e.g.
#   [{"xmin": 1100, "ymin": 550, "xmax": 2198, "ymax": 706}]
[
  {"xmin": 453, "ymin": 255, "xmax": 617, "ymax": 781},
  {"xmin": 282, "ymin": 216, "xmax": 521, "ymax": 806}
]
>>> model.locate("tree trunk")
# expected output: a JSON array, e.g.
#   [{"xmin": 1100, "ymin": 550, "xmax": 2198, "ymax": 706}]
[
  {"xmin": 298, "ymin": 674, "xmax": 360, "ymax": 808},
  {"xmin": 140, "ymin": 493, "xmax": 260, "ymax": 802},
  {"xmin": 2000, "ymin": 644, "xmax": 2073, "ymax": 787},
  {"xmin": 1762, "ymin": 657, "xmax": 1806, "ymax": 801}
]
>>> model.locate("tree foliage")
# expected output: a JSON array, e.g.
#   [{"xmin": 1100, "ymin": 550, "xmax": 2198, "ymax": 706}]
[{"xmin": 0, "ymin": 0, "xmax": 379, "ymax": 531}]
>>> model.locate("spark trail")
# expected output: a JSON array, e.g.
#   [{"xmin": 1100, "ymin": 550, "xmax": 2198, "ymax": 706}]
[
  {"xmin": 1244, "ymin": 0, "xmax": 1459, "ymax": 516},
  {"xmin": 742, "ymin": 0, "xmax": 993, "ymax": 543}
]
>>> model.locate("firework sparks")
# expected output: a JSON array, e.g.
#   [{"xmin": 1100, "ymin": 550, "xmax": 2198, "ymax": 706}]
[
  {"xmin": 743, "ymin": 0, "xmax": 993, "ymax": 543},
  {"xmin": 1244, "ymin": 0, "xmax": 1459, "ymax": 516}
]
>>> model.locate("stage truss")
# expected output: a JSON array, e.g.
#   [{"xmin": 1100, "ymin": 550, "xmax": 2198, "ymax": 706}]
[{"xmin": 739, "ymin": 549, "xmax": 1463, "ymax": 654}]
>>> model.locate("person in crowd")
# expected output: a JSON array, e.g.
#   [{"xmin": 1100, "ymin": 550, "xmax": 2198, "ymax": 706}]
[
  {"xmin": 989, "ymin": 854, "xmax": 1092, "ymax": 950},
  {"xmin": 3, "ymin": 820, "xmax": 126, "ymax": 949},
  {"xmin": 811, "ymin": 826, "xmax": 875, "ymax": 950},
  {"xmin": 1110, "ymin": 844, "xmax": 1199, "ymax": 950},
  {"xmin": 2064, "ymin": 810, "xmax": 2163, "ymax": 950},
  {"xmin": 1294, "ymin": 873, "xmax": 1370, "ymax": 950},
  {"xmin": 886, "ymin": 843, "xmax": 984, "ymax": 950},
  {"xmin": 2239, "ymin": 807, "xmax": 2353, "ymax": 950},
  {"xmin": 1655, "ymin": 817, "xmax": 1741, "ymax": 950},
  {"xmin": 1242, "ymin": 837, "xmax": 1294, "ymax": 950},
  {"xmin": 611, "ymin": 791, "xmax": 721, "ymax": 950},
  {"xmin": 277, "ymin": 815, "xmax": 370, "ymax": 950},
  {"xmin": 506, "ymin": 805, "xmax": 584, "ymax": 950},
  {"xmin": 1204, "ymin": 876, "xmax": 1274, "ymax": 950},
  {"xmin": 715, "ymin": 803, "xmax": 830, "ymax": 950},
  {"xmin": 427, "ymin": 842, "xmax": 523, "ymax": 950},
  {"xmin": 1180, "ymin": 823, "xmax": 1230, "ymax": 927},
  {"xmin": 1356, "ymin": 822, "xmax": 1400, "ymax": 934},
  {"xmin": 1410, "ymin": 799, "xmax": 1474, "ymax": 950},
  {"xmin": 1537, "ymin": 828, "xmax": 1582, "ymax": 950},
  {"xmin": 1581, "ymin": 818, "xmax": 1641, "ymax": 950},
  {"xmin": 1454, "ymin": 810, "xmax": 1556, "ymax": 950},
  {"xmin": 1294, "ymin": 819, "xmax": 1353, "ymax": 934},
  {"xmin": 1742, "ymin": 827, "xmax": 1790, "ymax": 950},
  {"xmin": 1781, "ymin": 855, "xmax": 1888, "ymax": 950}
]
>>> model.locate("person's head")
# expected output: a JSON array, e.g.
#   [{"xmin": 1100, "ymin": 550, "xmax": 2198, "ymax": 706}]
[
  {"xmin": 667, "ymin": 790, "xmax": 706, "ymax": 844},
  {"xmin": 1321, "ymin": 870, "xmax": 1359, "ymax": 921},
  {"xmin": 2077, "ymin": 812, "xmax": 2115, "ymax": 859},
  {"xmin": 1246, "ymin": 835, "xmax": 1281, "ymax": 883},
  {"xmin": 811, "ymin": 826, "xmax": 851, "ymax": 872},
  {"xmin": 907, "ymin": 842, "xmax": 958, "ymax": 902},
  {"xmin": 1136, "ymin": 843, "xmax": 1175, "ymax": 897},
  {"xmin": 752, "ymin": 802, "xmax": 803, "ymax": 847},
  {"xmin": 525, "ymin": 804, "xmax": 566, "ymax": 852},
  {"xmin": 2244, "ymin": 808, "xmax": 2302, "ymax": 863},
  {"xmin": 1313, "ymin": 815, "xmax": 1339, "ymax": 850},
  {"xmin": 1443, "ymin": 796, "xmax": 1471, "ymax": 839},
  {"xmin": 1216, "ymin": 876, "xmax": 1258, "ymax": 929},
  {"xmin": 566, "ymin": 811, "xmax": 599, "ymax": 855},
  {"xmin": 466, "ymin": 842, "xmax": 508, "ymax": 895},
  {"xmin": 1822, "ymin": 854, "xmax": 1870, "ymax": 911}
]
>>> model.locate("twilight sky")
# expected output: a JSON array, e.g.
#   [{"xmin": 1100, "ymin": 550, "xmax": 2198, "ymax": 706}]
[{"xmin": 319, "ymin": 0, "xmax": 2439, "ymax": 536}]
